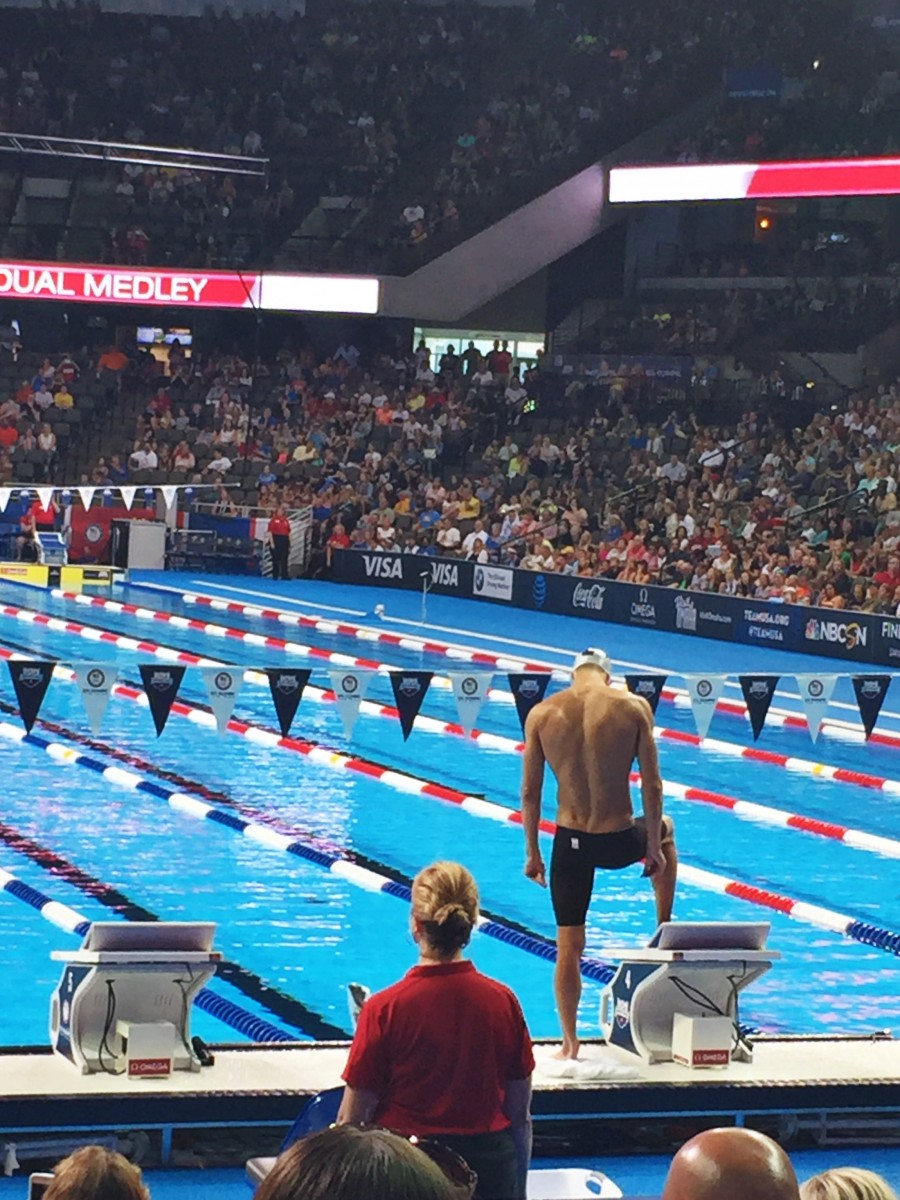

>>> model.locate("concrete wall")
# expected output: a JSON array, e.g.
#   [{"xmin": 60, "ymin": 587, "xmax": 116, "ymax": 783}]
[{"xmin": 381, "ymin": 164, "xmax": 606, "ymax": 323}]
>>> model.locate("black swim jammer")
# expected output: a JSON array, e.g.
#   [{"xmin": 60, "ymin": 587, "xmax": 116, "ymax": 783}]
[{"xmin": 550, "ymin": 824, "xmax": 648, "ymax": 927}]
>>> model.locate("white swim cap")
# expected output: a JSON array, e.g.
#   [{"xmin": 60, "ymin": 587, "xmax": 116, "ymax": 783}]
[{"xmin": 572, "ymin": 647, "xmax": 612, "ymax": 675}]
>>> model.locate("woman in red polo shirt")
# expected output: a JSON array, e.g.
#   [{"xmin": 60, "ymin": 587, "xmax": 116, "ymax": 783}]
[{"xmin": 339, "ymin": 862, "xmax": 534, "ymax": 1200}]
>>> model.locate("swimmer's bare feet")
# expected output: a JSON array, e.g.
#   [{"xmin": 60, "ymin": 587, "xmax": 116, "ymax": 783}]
[{"xmin": 551, "ymin": 1040, "xmax": 580, "ymax": 1061}]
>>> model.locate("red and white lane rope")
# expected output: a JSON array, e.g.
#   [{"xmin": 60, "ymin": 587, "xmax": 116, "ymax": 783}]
[
  {"xmin": 138, "ymin": 585, "xmax": 547, "ymax": 671},
  {"xmin": 9, "ymin": 605, "xmax": 900, "ymax": 858},
  {"xmin": 40, "ymin": 592, "xmax": 900, "ymax": 797},
  {"xmin": 48, "ymin": 589, "xmax": 523, "ymax": 701},
  {"xmin": 134, "ymin": 583, "xmax": 899, "ymax": 747},
  {"xmin": 0, "ymin": 647, "xmax": 882, "ymax": 943}
]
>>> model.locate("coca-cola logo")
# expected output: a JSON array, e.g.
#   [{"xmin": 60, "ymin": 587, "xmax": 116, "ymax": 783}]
[{"xmin": 572, "ymin": 583, "xmax": 605, "ymax": 611}]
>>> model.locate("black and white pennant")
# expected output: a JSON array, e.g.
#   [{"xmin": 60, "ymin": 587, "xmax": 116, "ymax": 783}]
[
  {"xmin": 389, "ymin": 671, "xmax": 434, "ymax": 741},
  {"xmin": 7, "ymin": 660, "xmax": 54, "ymax": 733},
  {"xmin": 851, "ymin": 675, "xmax": 892, "ymax": 740},
  {"xmin": 138, "ymin": 664, "xmax": 186, "ymax": 737},
  {"xmin": 625, "ymin": 674, "xmax": 667, "ymax": 715},
  {"xmin": 507, "ymin": 673, "xmax": 551, "ymax": 735},
  {"xmin": 738, "ymin": 675, "xmax": 780, "ymax": 741},
  {"xmin": 266, "ymin": 669, "xmax": 312, "ymax": 737}
]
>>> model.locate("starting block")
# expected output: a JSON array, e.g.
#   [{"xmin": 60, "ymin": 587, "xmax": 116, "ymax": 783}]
[{"xmin": 600, "ymin": 922, "xmax": 778, "ymax": 1065}]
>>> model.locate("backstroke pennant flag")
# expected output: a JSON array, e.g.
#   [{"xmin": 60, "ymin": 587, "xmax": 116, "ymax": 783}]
[
  {"xmin": 119, "ymin": 486, "xmax": 137, "ymax": 511},
  {"xmin": 625, "ymin": 674, "xmax": 668, "ymax": 715},
  {"xmin": 508, "ymin": 673, "xmax": 551, "ymax": 735},
  {"xmin": 389, "ymin": 671, "xmax": 434, "ymax": 741},
  {"xmin": 77, "ymin": 486, "xmax": 96, "ymax": 510},
  {"xmin": 200, "ymin": 667, "xmax": 244, "ymax": 735},
  {"xmin": 794, "ymin": 675, "xmax": 838, "ymax": 743},
  {"xmin": 738, "ymin": 675, "xmax": 780, "ymax": 741},
  {"xmin": 0, "ymin": 488, "xmax": 10, "ymax": 513},
  {"xmin": 7, "ymin": 660, "xmax": 55, "ymax": 733},
  {"xmin": 72, "ymin": 663, "xmax": 116, "ymax": 734},
  {"xmin": 266, "ymin": 668, "xmax": 312, "ymax": 737},
  {"xmin": 450, "ymin": 672, "xmax": 494, "ymax": 735},
  {"xmin": 139, "ymin": 664, "xmax": 186, "ymax": 737},
  {"xmin": 328, "ymin": 669, "xmax": 374, "ymax": 740},
  {"xmin": 851, "ymin": 675, "xmax": 892, "ymax": 740},
  {"xmin": 682, "ymin": 674, "xmax": 727, "ymax": 740}
]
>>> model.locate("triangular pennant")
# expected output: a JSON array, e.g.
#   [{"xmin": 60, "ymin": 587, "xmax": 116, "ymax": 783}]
[
  {"xmin": 138, "ymin": 664, "xmax": 186, "ymax": 737},
  {"xmin": 77, "ymin": 486, "xmax": 96, "ymax": 509},
  {"xmin": 0, "ymin": 488, "xmax": 10, "ymax": 513},
  {"xmin": 120, "ymin": 486, "xmax": 137, "ymax": 511},
  {"xmin": 72, "ymin": 663, "xmax": 116, "ymax": 734},
  {"xmin": 200, "ymin": 667, "xmax": 243, "ymax": 734},
  {"xmin": 36, "ymin": 487, "xmax": 54, "ymax": 510},
  {"xmin": 683, "ymin": 675, "xmax": 727, "ymax": 740},
  {"xmin": 450, "ymin": 672, "xmax": 493, "ymax": 735},
  {"xmin": 624, "ymin": 674, "xmax": 667, "ymax": 715},
  {"xmin": 389, "ymin": 671, "xmax": 434, "ymax": 740},
  {"xmin": 793, "ymin": 675, "xmax": 838, "ymax": 743},
  {"xmin": 738, "ymin": 675, "xmax": 780, "ymax": 741},
  {"xmin": 161, "ymin": 485, "xmax": 178, "ymax": 509},
  {"xmin": 328, "ymin": 669, "xmax": 373, "ymax": 740},
  {"xmin": 851, "ymin": 675, "xmax": 892, "ymax": 740},
  {"xmin": 266, "ymin": 668, "xmax": 311, "ymax": 737},
  {"xmin": 7, "ymin": 660, "xmax": 54, "ymax": 733},
  {"xmin": 508, "ymin": 673, "xmax": 551, "ymax": 735}
]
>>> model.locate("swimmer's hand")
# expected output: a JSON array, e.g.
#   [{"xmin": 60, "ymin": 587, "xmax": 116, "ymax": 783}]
[
  {"xmin": 641, "ymin": 847, "xmax": 667, "ymax": 878},
  {"xmin": 524, "ymin": 853, "xmax": 546, "ymax": 887}
]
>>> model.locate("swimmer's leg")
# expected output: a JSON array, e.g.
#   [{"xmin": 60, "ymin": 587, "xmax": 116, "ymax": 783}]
[
  {"xmin": 550, "ymin": 831, "xmax": 593, "ymax": 1060},
  {"xmin": 652, "ymin": 815, "xmax": 677, "ymax": 924},
  {"xmin": 554, "ymin": 925, "xmax": 586, "ymax": 1061}
]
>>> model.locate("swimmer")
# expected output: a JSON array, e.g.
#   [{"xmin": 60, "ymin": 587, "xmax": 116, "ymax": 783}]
[{"xmin": 520, "ymin": 647, "xmax": 677, "ymax": 1060}]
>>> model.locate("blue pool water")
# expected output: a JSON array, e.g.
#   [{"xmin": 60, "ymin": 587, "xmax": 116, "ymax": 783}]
[{"xmin": 2, "ymin": 574, "xmax": 900, "ymax": 1046}]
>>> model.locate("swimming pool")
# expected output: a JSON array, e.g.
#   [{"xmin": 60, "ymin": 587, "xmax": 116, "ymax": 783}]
[{"xmin": 2, "ymin": 574, "xmax": 900, "ymax": 1048}]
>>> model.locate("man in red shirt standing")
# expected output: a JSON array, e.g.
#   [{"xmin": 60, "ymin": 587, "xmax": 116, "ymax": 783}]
[{"xmin": 267, "ymin": 504, "xmax": 292, "ymax": 579}]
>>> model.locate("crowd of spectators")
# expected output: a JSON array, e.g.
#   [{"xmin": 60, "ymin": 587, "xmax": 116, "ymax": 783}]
[
  {"xmin": 0, "ymin": 352, "xmax": 84, "ymax": 485},
  {"xmin": 26, "ymin": 1132, "xmax": 900, "ymax": 1200},
  {"xmin": 45, "ymin": 332, "xmax": 900, "ymax": 619},
  {"xmin": 0, "ymin": 0, "xmax": 890, "ymax": 270},
  {"xmin": 574, "ymin": 278, "xmax": 900, "ymax": 358}
]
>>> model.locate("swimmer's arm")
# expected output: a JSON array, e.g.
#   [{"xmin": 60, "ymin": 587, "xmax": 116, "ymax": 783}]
[
  {"xmin": 520, "ymin": 710, "xmax": 546, "ymax": 860},
  {"xmin": 336, "ymin": 1085, "xmax": 379, "ymax": 1125},
  {"xmin": 636, "ymin": 702, "xmax": 664, "ymax": 853}
]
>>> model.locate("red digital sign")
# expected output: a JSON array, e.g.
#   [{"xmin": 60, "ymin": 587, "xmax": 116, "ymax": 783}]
[
  {"xmin": 0, "ymin": 262, "xmax": 380, "ymax": 313},
  {"xmin": 608, "ymin": 156, "xmax": 900, "ymax": 204}
]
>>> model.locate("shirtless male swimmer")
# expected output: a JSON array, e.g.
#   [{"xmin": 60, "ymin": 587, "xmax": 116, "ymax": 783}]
[{"xmin": 520, "ymin": 647, "xmax": 677, "ymax": 1059}]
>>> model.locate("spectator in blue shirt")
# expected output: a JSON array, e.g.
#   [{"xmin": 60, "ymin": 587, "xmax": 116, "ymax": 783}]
[{"xmin": 418, "ymin": 498, "xmax": 441, "ymax": 531}]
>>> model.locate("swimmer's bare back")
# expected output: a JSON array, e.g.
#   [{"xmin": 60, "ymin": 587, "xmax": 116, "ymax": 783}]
[{"xmin": 523, "ymin": 682, "xmax": 660, "ymax": 835}]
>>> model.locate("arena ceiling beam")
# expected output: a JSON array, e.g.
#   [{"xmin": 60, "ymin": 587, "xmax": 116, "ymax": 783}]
[{"xmin": 0, "ymin": 132, "xmax": 269, "ymax": 178}]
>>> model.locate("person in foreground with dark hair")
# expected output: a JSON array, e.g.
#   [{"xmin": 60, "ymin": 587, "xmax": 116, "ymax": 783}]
[
  {"xmin": 256, "ymin": 1126, "xmax": 462, "ymax": 1200},
  {"xmin": 338, "ymin": 860, "xmax": 534, "ymax": 1200},
  {"xmin": 43, "ymin": 1146, "xmax": 149, "ymax": 1200},
  {"xmin": 662, "ymin": 1127, "xmax": 800, "ymax": 1200}
]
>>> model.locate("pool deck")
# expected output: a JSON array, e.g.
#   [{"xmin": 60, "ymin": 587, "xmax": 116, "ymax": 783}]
[{"xmin": 4, "ymin": 1035, "xmax": 900, "ymax": 1159}]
